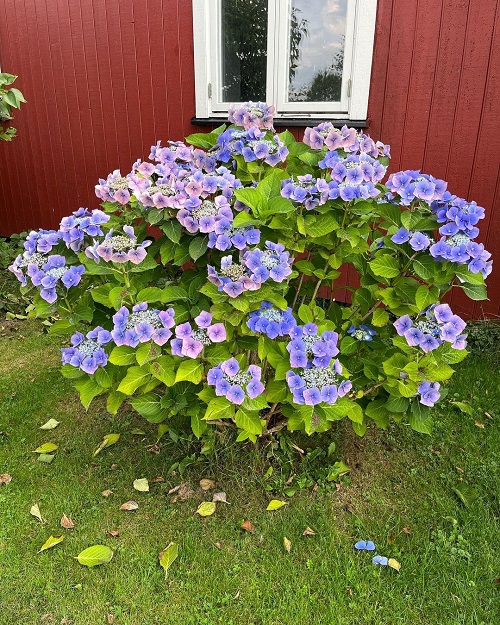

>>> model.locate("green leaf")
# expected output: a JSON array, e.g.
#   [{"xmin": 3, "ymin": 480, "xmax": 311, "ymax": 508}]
[
  {"xmin": 158, "ymin": 542, "xmax": 179, "ymax": 577},
  {"xmin": 160, "ymin": 286, "xmax": 189, "ymax": 303},
  {"xmin": 34, "ymin": 442, "xmax": 58, "ymax": 454},
  {"xmin": 117, "ymin": 366, "xmax": 151, "ymax": 395},
  {"xmin": 107, "ymin": 391, "xmax": 126, "ymax": 415},
  {"xmin": 298, "ymin": 304, "xmax": 314, "ymax": 323},
  {"xmin": 136, "ymin": 287, "xmax": 164, "ymax": 303},
  {"xmin": 266, "ymin": 500, "xmax": 286, "ymax": 511},
  {"xmin": 74, "ymin": 377, "xmax": 104, "ymax": 409},
  {"xmin": 454, "ymin": 266, "xmax": 485, "ymax": 285},
  {"xmin": 191, "ymin": 413, "xmax": 207, "ymax": 438},
  {"xmin": 189, "ymin": 236, "xmax": 209, "ymax": 261},
  {"xmin": 109, "ymin": 345, "xmax": 137, "ymax": 366},
  {"xmin": 40, "ymin": 419, "xmax": 59, "ymax": 430},
  {"xmin": 38, "ymin": 535, "xmax": 64, "ymax": 553},
  {"xmin": 136, "ymin": 342, "xmax": 160, "ymax": 366},
  {"xmin": 413, "ymin": 255, "xmax": 437, "ymax": 281},
  {"xmin": 303, "ymin": 213, "xmax": 339, "ymax": 238},
  {"xmin": 459, "ymin": 282, "xmax": 488, "ymax": 301},
  {"xmin": 175, "ymin": 359, "xmax": 204, "ymax": 384},
  {"xmin": 369, "ymin": 255, "xmax": 400, "ymax": 279},
  {"xmin": 232, "ymin": 211, "xmax": 262, "ymax": 228},
  {"xmin": 203, "ymin": 397, "xmax": 235, "ymax": 421},
  {"xmin": 93, "ymin": 433, "xmax": 120, "ymax": 456},
  {"xmin": 235, "ymin": 409, "xmax": 264, "ymax": 435},
  {"xmin": 372, "ymin": 308, "xmax": 389, "ymax": 326},
  {"xmin": 415, "ymin": 285, "xmax": 439, "ymax": 311},
  {"xmin": 38, "ymin": 454, "xmax": 55, "ymax": 464},
  {"xmin": 196, "ymin": 501, "xmax": 216, "ymax": 517},
  {"xmin": 162, "ymin": 220, "xmax": 182, "ymax": 243},
  {"xmin": 130, "ymin": 394, "xmax": 167, "ymax": 423},
  {"xmin": 133, "ymin": 478, "xmax": 150, "ymax": 492},
  {"xmin": 409, "ymin": 402, "xmax": 432, "ymax": 434},
  {"xmin": 453, "ymin": 483, "xmax": 479, "ymax": 508},
  {"xmin": 76, "ymin": 545, "xmax": 114, "ymax": 567},
  {"xmin": 383, "ymin": 354, "xmax": 408, "ymax": 378},
  {"xmin": 150, "ymin": 356, "xmax": 176, "ymax": 386}
]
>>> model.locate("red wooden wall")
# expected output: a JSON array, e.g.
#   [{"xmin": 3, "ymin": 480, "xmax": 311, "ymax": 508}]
[{"xmin": 0, "ymin": 0, "xmax": 498, "ymax": 318}]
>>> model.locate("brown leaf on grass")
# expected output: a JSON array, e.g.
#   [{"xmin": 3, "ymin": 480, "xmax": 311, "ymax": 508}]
[
  {"xmin": 0, "ymin": 474, "xmax": 12, "ymax": 485},
  {"xmin": 302, "ymin": 527, "xmax": 316, "ymax": 536},
  {"xmin": 474, "ymin": 420, "xmax": 486, "ymax": 429},
  {"xmin": 212, "ymin": 491, "xmax": 228, "ymax": 503},
  {"xmin": 30, "ymin": 504, "xmax": 44, "ymax": 523},
  {"xmin": 150, "ymin": 476, "xmax": 165, "ymax": 484},
  {"xmin": 214, "ymin": 541, "xmax": 222, "ymax": 550},
  {"xmin": 106, "ymin": 613, "xmax": 116, "ymax": 624},
  {"xmin": 170, "ymin": 483, "xmax": 193, "ymax": 502},
  {"xmin": 344, "ymin": 503, "xmax": 355, "ymax": 514},
  {"xmin": 101, "ymin": 490, "xmax": 113, "ymax": 497},
  {"xmin": 240, "ymin": 519, "xmax": 255, "ymax": 533},
  {"xmin": 200, "ymin": 478, "xmax": 215, "ymax": 491},
  {"xmin": 484, "ymin": 411, "xmax": 492, "ymax": 420},
  {"xmin": 120, "ymin": 500, "xmax": 139, "ymax": 511},
  {"xmin": 387, "ymin": 534, "xmax": 396, "ymax": 544},
  {"xmin": 60, "ymin": 514, "xmax": 75, "ymax": 529},
  {"xmin": 402, "ymin": 526, "xmax": 411, "ymax": 534},
  {"xmin": 284, "ymin": 536, "xmax": 292, "ymax": 553},
  {"xmin": 106, "ymin": 530, "xmax": 120, "ymax": 538}
]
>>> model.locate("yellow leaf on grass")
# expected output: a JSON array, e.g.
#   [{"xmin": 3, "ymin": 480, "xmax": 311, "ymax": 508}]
[
  {"xmin": 284, "ymin": 537, "xmax": 292, "ymax": 553},
  {"xmin": 159, "ymin": 542, "xmax": 179, "ymax": 578},
  {"xmin": 38, "ymin": 535, "xmax": 64, "ymax": 553},
  {"xmin": 93, "ymin": 433, "xmax": 120, "ymax": 456},
  {"xmin": 133, "ymin": 478, "xmax": 150, "ymax": 492},
  {"xmin": 267, "ymin": 500, "xmax": 286, "ymax": 511},
  {"xmin": 33, "ymin": 442, "xmax": 58, "ymax": 454},
  {"xmin": 40, "ymin": 419, "xmax": 60, "ymax": 430},
  {"xmin": 388, "ymin": 558, "xmax": 401, "ymax": 572},
  {"xmin": 30, "ymin": 504, "xmax": 44, "ymax": 523},
  {"xmin": 196, "ymin": 502, "xmax": 216, "ymax": 517}
]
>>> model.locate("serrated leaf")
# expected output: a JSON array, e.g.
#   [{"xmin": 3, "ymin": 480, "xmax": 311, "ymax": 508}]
[
  {"xmin": 40, "ymin": 419, "xmax": 60, "ymax": 430},
  {"xmin": 369, "ymin": 255, "xmax": 400, "ymax": 279},
  {"xmin": 266, "ymin": 500, "xmax": 286, "ymax": 511},
  {"xmin": 189, "ymin": 236, "xmax": 209, "ymax": 261},
  {"xmin": 33, "ymin": 442, "xmax": 58, "ymax": 454},
  {"xmin": 38, "ymin": 535, "xmax": 64, "ymax": 553},
  {"xmin": 76, "ymin": 545, "xmax": 114, "ymax": 567},
  {"xmin": 175, "ymin": 359, "xmax": 204, "ymax": 384},
  {"xmin": 158, "ymin": 542, "xmax": 178, "ymax": 577},
  {"xmin": 196, "ymin": 501, "xmax": 216, "ymax": 517},
  {"xmin": 93, "ymin": 433, "xmax": 120, "ymax": 456},
  {"xmin": 133, "ymin": 478, "xmax": 150, "ymax": 492}
]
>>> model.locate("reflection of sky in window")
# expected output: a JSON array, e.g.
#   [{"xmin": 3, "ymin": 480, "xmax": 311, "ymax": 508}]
[{"xmin": 289, "ymin": 0, "xmax": 347, "ymax": 92}]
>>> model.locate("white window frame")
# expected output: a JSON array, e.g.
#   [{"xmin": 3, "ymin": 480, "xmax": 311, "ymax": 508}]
[{"xmin": 192, "ymin": 0, "xmax": 377, "ymax": 121}]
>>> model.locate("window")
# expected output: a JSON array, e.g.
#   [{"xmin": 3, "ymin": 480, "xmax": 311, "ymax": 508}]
[{"xmin": 192, "ymin": 0, "xmax": 377, "ymax": 122}]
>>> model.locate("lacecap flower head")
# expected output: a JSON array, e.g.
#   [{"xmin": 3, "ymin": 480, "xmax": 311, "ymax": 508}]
[
  {"xmin": 95, "ymin": 169, "xmax": 133, "ymax": 205},
  {"xmin": 394, "ymin": 304, "xmax": 467, "ymax": 352},
  {"xmin": 61, "ymin": 326, "xmax": 113, "ymax": 374},
  {"xmin": 228, "ymin": 101, "xmax": 275, "ymax": 130},
  {"xmin": 59, "ymin": 208, "xmax": 110, "ymax": 251},
  {"xmin": 85, "ymin": 226, "xmax": 152, "ymax": 264},
  {"xmin": 247, "ymin": 302, "xmax": 297, "ymax": 339},
  {"xmin": 177, "ymin": 195, "xmax": 233, "ymax": 234},
  {"xmin": 385, "ymin": 170, "xmax": 447, "ymax": 205},
  {"xmin": 23, "ymin": 229, "xmax": 62, "ymax": 254},
  {"xmin": 281, "ymin": 175, "xmax": 333, "ymax": 211},
  {"xmin": 348, "ymin": 324, "xmax": 377, "ymax": 341},
  {"xmin": 286, "ymin": 360, "xmax": 352, "ymax": 406},
  {"xmin": 111, "ymin": 303, "xmax": 175, "ymax": 348},
  {"xmin": 207, "ymin": 358, "xmax": 265, "ymax": 405},
  {"xmin": 208, "ymin": 220, "xmax": 261, "ymax": 251},
  {"xmin": 23, "ymin": 254, "xmax": 85, "ymax": 303},
  {"xmin": 171, "ymin": 311, "xmax": 226, "ymax": 358},
  {"xmin": 287, "ymin": 324, "xmax": 339, "ymax": 368}
]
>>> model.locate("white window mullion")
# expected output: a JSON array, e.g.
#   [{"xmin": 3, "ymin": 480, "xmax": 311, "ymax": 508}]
[{"xmin": 265, "ymin": 0, "xmax": 279, "ymax": 108}]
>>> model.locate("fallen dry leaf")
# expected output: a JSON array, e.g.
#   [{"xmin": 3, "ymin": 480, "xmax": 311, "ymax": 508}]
[
  {"xmin": 387, "ymin": 534, "xmax": 396, "ymax": 544},
  {"xmin": 214, "ymin": 541, "xmax": 222, "ymax": 550},
  {"xmin": 106, "ymin": 530, "xmax": 120, "ymax": 538},
  {"xmin": 30, "ymin": 504, "xmax": 44, "ymax": 523},
  {"xmin": 133, "ymin": 478, "xmax": 149, "ymax": 492},
  {"xmin": 474, "ymin": 420, "xmax": 486, "ymax": 429},
  {"xmin": 484, "ymin": 411, "xmax": 492, "ymax": 420},
  {"xmin": 196, "ymin": 501, "xmax": 216, "ymax": 517},
  {"xmin": 302, "ymin": 527, "xmax": 316, "ymax": 536},
  {"xmin": 106, "ymin": 614, "xmax": 116, "ymax": 624},
  {"xmin": 150, "ymin": 476, "xmax": 165, "ymax": 484},
  {"xmin": 0, "ymin": 474, "xmax": 12, "ymax": 485},
  {"xmin": 284, "ymin": 536, "xmax": 292, "ymax": 553},
  {"xmin": 101, "ymin": 490, "xmax": 113, "ymax": 498},
  {"xmin": 200, "ymin": 478, "xmax": 215, "ymax": 491},
  {"xmin": 170, "ymin": 483, "xmax": 193, "ymax": 502},
  {"xmin": 60, "ymin": 514, "xmax": 75, "ymax": 529},
  {"xmin": 212, "ymin": 491, "xmax": 228, "ymax": 503},
  {"xmin": 456, "ymin": 466, "xmax": 464, "ymax": 473},
  {"xmin": 402, "ymin": 526, "xmax": 411, "ymax": 534},
  {"xmin": 233, "ymin": 591, "xmax": 241, "ymax": 600},
  {"xmin": 120, "ymin": 500, "xmax": 139, "ymax": 511},
  {"xmin": 240, "ymin": 519, "xmax": 255, "ymax": 533},
  {"xmin": 388, "ymin": 558, "xmax": 401, "ymax": 572}
]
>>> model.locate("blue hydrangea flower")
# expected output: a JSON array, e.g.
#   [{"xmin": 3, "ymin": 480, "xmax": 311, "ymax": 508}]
[
  {"xmin": 177, "ymin": 196, "xmax": 234, "ymax": 234},
  {"xmin": 215, "ymin": 127, "xmax": 288, "ymax": 166},
  {"xmin": 85, "ymin": 226, "xmax": 152, "ymax": 264},
  {"xmin": 95, "ymin": 169, "xmax": 133, "ymax": 205},
  {"xmin": 23, "ymin": 229, "xmax": 62, "ymax": 255},
  {"xmin": 61, "ymin": 326, "xmax": 113, "ymax": 374},
  {"xmin": 280, "ymin": 175, "xmax": 333, "ymax": 210},
  {"xmin": 304, "ymin": 123, "xmax": 390, "ymax": 158},
  {"xmin": 394, "ymin": 304, "xmax": 467, "ymax": 352},
  {"xmin": 386, "ymin": 170, "xmax": 447, "ymax": 205},
  {"xmin": 207, "ymin": 358, "xmax": 264, "ymax": 405},
  {"xmin": 111, "ymin": 303, "xmax": 175, "ymax": 348},
  {"xmin": 286, "ymin": 324, "xmax": 339, "ymax": 368},
  {"xmin": 20, "ymin": 254, "xmax": 85, "ymax": 303},
  {"xmin": 372, "ymin": 555, "xmax": 389, "ymax": 566},
  {"xmin": 208, "ymin": 219, "xmax": 260, "ymax": 251},
  {"xmin": 417, "ymin": 381, "xmax": 441, "ymax": 407},
  {"xmin": 228, "ymin": 101, "xmax": 275, "ymax": 130},
  {"xmin": 319, "ymin": 152, "xmax": 388, "ymax": 185},
  {"xmin": 171, "ymin": 311, "xmax": 226, "ymax": 358},
  {"xmin": 348, "ymin": 325, "xmax": 377, "ymax": 341},
  {"xmin": 429, "ymin": 234, "xmax": 492, "ymax": 278},
  {"xmin": 354, "ymin": 540, "xmax": 376, "ymax": 551},
  {"xmin": 431, "ymin": 194, "xmax": 485, "ymax": 238},
  {"xmin": 286, "ymin": 360, "xmax": 352, "ymax": 406},
  {"xmin": 59, "ymin": 208, "xmax": 110, "ymax": 251},
  {"xmin": 247, "ymin": 302, "xmax": 297, "ymax": 338}
]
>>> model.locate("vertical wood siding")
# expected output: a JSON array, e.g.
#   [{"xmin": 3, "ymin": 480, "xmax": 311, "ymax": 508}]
[{"xmin": 0, "ymin": 0, "xmax": 498, "ymax": 318}]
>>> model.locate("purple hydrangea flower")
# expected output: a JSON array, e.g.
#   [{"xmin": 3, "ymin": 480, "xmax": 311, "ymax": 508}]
[
  {"xmin": 85, "ymin": 226, "xmax": 152, "ymax": 264},
  {"xmin": 111, "ymin": 303, "xmax": 175, "ymax": 348},
  {"xmin": 208, "ymin": 219, "xmax": 261, "ymax": 251},
  {"xmin": 386, "ymin": 170, "xmax": 447, "ymax": 206},
  {"xmin": 347, "ymin": 325, "xmax": 377, "ymax": 341},
  {"xmin": 228, "ymin": 101, "xmax": 275, "ymax": 130},
  {"xmin": 429, "ymin": 233, "xmax": 493, "ymax": 278},
  {"xmin": 59, "ymin": 208, "xmax": 110, "ymax": 251},
  {"xmin": 287, "ymin": 324, "xmax": 339, "ymax": 368},
  {"xmin": 281, "ymin": 175, "xmax": 333, "ymax": 210},
  {"xmin": 95, "ymin": 169, "xmax": 133, "ymax": 205},
  {"xmin": 303, "ymin": 123, "xmax": 390, "ymax": 158},
  {"xmin": 177, "ymin": 196, "xmax": 234, "ymax": 234},
  {"xmin": 354, "ymin": 541, "xmax": 376, "ymax": 551},
  {"xmin": 286, "ymin": 360, "xmax": 352, "ymax": 406},
  {"xmin": 417, "ymin": 381, "xmax": 441, "ymax": 407},
  {"xmin": 319, "ymin": 152, "xmax": 388, "ymax": 188},
  {"xmin": 23, "ymin": 229, "xmax": 62, "ymax": 255},
  {"xmin": 215, "ymin": 127, "xmax": 288, "ymax": 166},
  {"xmin": 393, "ymin": 304, "xmax": 467, "ymax": 352},
  {"xmin": 61, "ymin": 326, "xmax": 112, "ymax": 374},
  {"xmin": 207, "ymin": 359, "xmax": 264, "ymax": 405},
  {"xmin": 170, "ymin": 311, "xmax": 226, "ymax": 358},
  {"xmin": 247, "ymin": 302, "xmax": 297, "ymax": 339}
]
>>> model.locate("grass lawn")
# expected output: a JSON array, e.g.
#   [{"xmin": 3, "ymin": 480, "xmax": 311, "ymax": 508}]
[{"xmin": 0, "ymin": 320, "xmax": 498, "ymax": 625}]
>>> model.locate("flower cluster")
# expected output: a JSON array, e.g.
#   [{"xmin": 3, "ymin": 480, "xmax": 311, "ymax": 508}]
[
  {"xmin": 417, "ymin": 381, "xmax": 441, "ymax": 407},
  {"xmin": 19, "ymin": 254, "xmax": 85, "ymax": 303},
  {"xmin": 85, "ymin": 226, "xmax": 152, "ymax": 264},
  {"xmin": 215, "ymin": 127, "xmax": 289, "ymax": 166},
  {"xmin": 320, "ymin": 152, "xmax": 388, "ymax": 185},
  {"xmin": 171, "ymin": 312, "xmax": 226, "ymax": 358},
  {"xmin": 111, "ymin": 303, "xmax": 175, "ymax": 347},
  {"xmin": 394, "ymin": 304, "xmax": 467, "ymax": 352},
  {"xmin": 430, "ymin": 235, "xmax": 492, "ymax": 278},
  {"xmin": 59, "ymin": 208, "xmax": 110, "ymax": 251},
  {"xmin": 177, "ymin": 196, "xmax": 233, "ymax": 234},
  {"xmin": 95, "ymin": 169, "xmax": 133, "ymax": 205},
  {"xmin": 385, "ymin": 170, "xmax": 447, "ymax": 205},
  {"xmin": 149, "ymin": 141, "xmax": 216, "ymax": 175},
  {"xmin": 23, "ymin": 229, "xmax": 62, "ymax": 254},
  {"xmin": 281, "ymin": 175, "xmax": 332, "ymax": 210},
  {"xmin": 391, "ymin": 228, "xmax": 432, "ymax": 251},
  {"xmin": 9, "ymin": 251, "xmax": 48, "ymax": 287},
  {"xmin": 133, "ymin": 175, "xmax": 186, "ymax": 210},
  {"xmin": 286, "ymin": 360, "xmax": 352, "ymax": 405},
  {"xmin": 347, "ymin": 325, "xmax": 377, "ymax": 341},
  {"xmin": 287, "ymin": 324, "xmax": 339, "ymax": 368},
  {"xmin": 61, "ymin": 326, "xmax": 113, "ymax": 374},
  {"xmin": 304, "ymin": 123, "xmax": 390, "ymax": 158},
  {"xmin": 228, "ymin": 101, "xmax": 275, "ymax": 130},
  {"xmin": 207, "ymin": 358, "xmax": 264, "ymax": 404},
  {"xmin": 247, "ymin": 302, "xmax": 297, "ymax": 338},
  {"xmin": 208, "ymin": 221, "xmax": 261, "ymax": 251},
  {"xmin": 208, "ymin": 241, "xmax": 293, "ymax": 297}
]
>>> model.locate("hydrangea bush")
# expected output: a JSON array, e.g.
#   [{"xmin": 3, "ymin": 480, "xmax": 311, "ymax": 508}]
[{"xmin": 9, "ymin": 102, "xmax": 492, "ymax": 441}]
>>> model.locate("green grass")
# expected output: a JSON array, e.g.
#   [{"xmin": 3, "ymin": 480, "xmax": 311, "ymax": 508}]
[{"xmin": 0, "ymin": 320, "xmax": 498, "ymax": 625}]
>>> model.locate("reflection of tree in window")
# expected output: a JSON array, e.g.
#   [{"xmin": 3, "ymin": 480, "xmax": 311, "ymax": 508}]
[{"xmin": 220, "ymin": 0, "xmax": 309, "ymax": 103}]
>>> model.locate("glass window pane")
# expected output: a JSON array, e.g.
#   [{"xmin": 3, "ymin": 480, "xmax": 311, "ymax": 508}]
[
  {"xmin": 220, "ymin": 0, "xmax": 268, "ymax": 102},
  {"xmin": 288, "ymin": 0, "xmax": 348, "ymax": 103}
]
